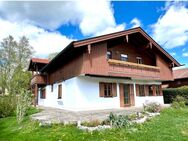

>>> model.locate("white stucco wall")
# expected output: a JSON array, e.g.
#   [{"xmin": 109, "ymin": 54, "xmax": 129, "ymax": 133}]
[
  {"xmin": 37, "ymin": 76, "xmax": 164, "ymax": 111},
  {"xmin": 135, "ymin": 96, "xmax": 164, "ymax": 107}
]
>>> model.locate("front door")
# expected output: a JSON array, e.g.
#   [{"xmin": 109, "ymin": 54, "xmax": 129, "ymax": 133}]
[{"xmin": 120, "ymin": 84, "xmax": 131, "ymax": 107}]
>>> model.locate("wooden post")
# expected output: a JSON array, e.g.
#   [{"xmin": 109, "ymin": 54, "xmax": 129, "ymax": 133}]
[
  {"xmin": 126, "ymin": 35, "xmax": 129, "ymax": 43},
  {"xmin": 34, "ymin": 84, "xmax": 38, "ymax": 106}
]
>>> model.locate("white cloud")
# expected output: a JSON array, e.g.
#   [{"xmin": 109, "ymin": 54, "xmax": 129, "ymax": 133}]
[
  {"xmin": 151, "ymin": 2, "xmax": 188, "ymax": 49},
  {"xmin": 183, "ymin": 52, "xmax": 188, "ymax": 57},
  {"xmin": 182, "ymin": 48, "xmax": 186, "ymax": 52},
  {"xmin": 0, "ymin": 18, "xmax": 73, "ymax": 57},
  {"xmin": 0, "ymin": 1, "xmax": 125, "ymax": 36},
  {"xmin": 130, "ymin": 18, "xmax": 141, "ymax": 28},
  {"xmin": 170, "ymin": 52, "xmax": 176, "ymax": 56},
  {"xmin": 95, "ymin": 23, "xmax": 125, "ymax": 36}
]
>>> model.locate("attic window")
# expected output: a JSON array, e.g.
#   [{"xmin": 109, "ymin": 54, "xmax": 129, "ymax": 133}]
[
  {"xmin": 121, "ymin": 54, "xmax": 128, "ymax": 61},
  {"xmin": 136, "ymin": 57, "xmax": 142, "ymax": 64}
]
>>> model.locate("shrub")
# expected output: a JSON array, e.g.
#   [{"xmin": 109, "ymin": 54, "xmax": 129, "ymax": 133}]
[
  {"xmin": 16, "ymin": 89, "xmax": 32, "ymax": 123},
  {"xmin": 81, "ymin": 120, "xmax": 101, "ymax": 127},
  {"xmin": 108, "ymin": 112, "xmax": 130, "ymax": 128},
  {"xmin": 0, "ymin": 95, "xmax": 16, "ymax": 118},
  {"xmin": 163, "ymin": 86, "xmax": 188, "ymax": 104},
  {"xmin": 171, "ymin": 95, "xmax": 186, "ymax": 109},
  {"xmin": 143, "ymin": 102, "xmax": 161, "ymax": 113}
]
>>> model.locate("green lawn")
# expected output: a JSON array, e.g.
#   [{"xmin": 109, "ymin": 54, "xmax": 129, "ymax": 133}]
[{"xmin": 0, "ymin": 108, "xmax": 188, "ymax": 141}]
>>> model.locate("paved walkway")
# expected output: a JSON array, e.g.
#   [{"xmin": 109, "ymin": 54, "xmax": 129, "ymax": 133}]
[{"xmin": 31, "ymin": 106, "xmax": 142, "ymax": 124}]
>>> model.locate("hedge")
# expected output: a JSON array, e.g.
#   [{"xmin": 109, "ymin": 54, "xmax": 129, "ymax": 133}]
[{"xmin": 163, "ymin": 86, "xmax": 188, "ymax": 104}]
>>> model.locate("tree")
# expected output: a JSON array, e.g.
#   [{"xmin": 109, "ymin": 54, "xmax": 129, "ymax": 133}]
[
  {"xmin": 48, "ymin": 52, "xmax": 58, "ymax": 61},
  {"xmin": 0, "ymin": 35, "xmax": 33, "ymax": 95}
]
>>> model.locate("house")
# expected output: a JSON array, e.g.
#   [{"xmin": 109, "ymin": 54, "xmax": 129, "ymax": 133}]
[
  {"xmin": 162, "ymin": 68, "xmax": 188, "ymax": 88},
  {"xmin": 28, "ymin": 27, "xmax": 181, "ymax": 111}
]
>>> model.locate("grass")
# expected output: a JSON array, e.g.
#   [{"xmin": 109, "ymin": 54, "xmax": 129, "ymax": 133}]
[{"xmin": 0, "ymin": 108, "xmax": 188, "ymax": 141}]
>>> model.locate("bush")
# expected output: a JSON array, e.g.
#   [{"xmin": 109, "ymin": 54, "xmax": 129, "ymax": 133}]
[
  {"xmin": 0, "ymin": 95, "xmax": 16, "ymax": 118},
  {"xmin": 16, "ymin": 89, "xmax": 32, "ymax": 123},
  {"xmin": 81, "ymin": 120, "xmax": 101, "ymax": 127},
  {"xmin": 171, "ymin": 95, "xmax": 186, "ymax": 109},
  {"xmin": 163, "ymin": 86, "xmax": 188, "ymax": 104},
  {"xmin": 108, "ymin": 112, "xmax": 130, "ymax": 128},
  {"xmin": 143, "ymin": 102, "xmax": 161, "ymax": 113}
]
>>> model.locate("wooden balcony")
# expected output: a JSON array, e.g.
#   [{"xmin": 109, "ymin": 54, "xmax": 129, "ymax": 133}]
[
  {"xmin": 31, "ymin": 74, "xmax": 47, "ymax": 86},
  {"xmin": 108, "ymin": 59, "xmax": 160, "ymax": 80}
]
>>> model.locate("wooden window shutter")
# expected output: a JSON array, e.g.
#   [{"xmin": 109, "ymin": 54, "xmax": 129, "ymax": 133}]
[
  {"xmin": 112, "ymin": 83, "xmax": 117, "ymax": 97},
  {"xmin": 99, "ymin": 82, "xmax": 104, "ymax": 97},
  {"xmin": 136, "ymin": 84, "xmax": 139, "ymax": 96},
  {"xmin": 145, "ymin": 85, "xmax": 148, "ymax": 96},
  {"xmin": 129, "ymin": 84, "xmax": 135, "ymax": 106},
  {"xmin": 160, "ymin": 85, "xmax": 163, "ymax": 96}
]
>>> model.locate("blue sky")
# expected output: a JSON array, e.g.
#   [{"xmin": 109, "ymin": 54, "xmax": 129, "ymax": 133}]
[{"xmin": 0, "ymin": 1, "xmax": 187, "ymax": 68}]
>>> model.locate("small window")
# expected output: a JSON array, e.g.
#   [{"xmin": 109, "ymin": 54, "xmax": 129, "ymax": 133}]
[
  {"xmin": 136, "ymin": 57, "xmax": 142, "ymax": 64},
  {"xmin": 104, "ymin": 83, "xmax": 113, "ymax": 97},
  {"xmin": 40, "ymin": 88, "xmax": 46, "ymax": 99},
  {"xmin": 156, "ymin": 85, "xmax": 161, "ymax": 96},
  {"xmin": 138, "ymin": 85, "xmax": 145, "ymax": 96},
  {"xmin": 51, "ymin": 84, "xmax": 53, "ymax": 92},
  {"xmin": 148, "ymin": 85, "xmax": 153, "ymax": 96},
  {"xmin": 121, "ymin": 54, "xmax": 128, "ymax": 61},
  {"xmin": 107, "ymin": 51, "xmax": 112, "ymax": 59},
  {"xmin": 58, "ymin": 84, "xmax": 62, "ymax": 99}
]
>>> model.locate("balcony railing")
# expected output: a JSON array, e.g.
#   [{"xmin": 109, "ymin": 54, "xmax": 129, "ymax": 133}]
[
  {"xmin": 108, "ymin": 59, "xmax": 160, "ymax": 80},
  {"xmin": 31, "ymin": 74, "xmax": 47, "ymax": 85}
]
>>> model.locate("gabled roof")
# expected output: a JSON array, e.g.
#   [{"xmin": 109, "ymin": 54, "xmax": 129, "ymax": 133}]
[
  {"xmin": 31, "ymin": 58, "xmax": 50, "ymax": 64},
  {"xmin": 41, "ymin": 27, "xmax": 181, "ymax": 72},
  {"xmin": 28, "ymin": 58, "xmax": 49, "ymax": 71},
  {"xmin": 173, "ymin": 68, "xmax": 188, "ymax": 79}
]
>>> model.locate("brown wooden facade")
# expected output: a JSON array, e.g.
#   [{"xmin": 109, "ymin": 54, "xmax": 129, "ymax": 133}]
[{"xmin": 28, "ymin": 27, "xmax": 181, "ymax": 107}]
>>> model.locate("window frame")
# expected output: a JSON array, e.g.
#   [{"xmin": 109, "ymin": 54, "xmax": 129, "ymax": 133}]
[
  {"xmin": 107, "ymin": 51, "xmax": 112, "ymax": 60},
  {"xmin": 40, "ymin": 87, "xmax": 46, "ymax": 99},
  {"xmin": 58, "ymin": 84, "xmax": 62, "ymax": 99},
  {"xmin": 136, "ymin": 57, "xmax": 142, "ymax": 64},
  {"xmin": 148, "ymin": 85, "xmax": 153, "ymax": 96},
  {"xmin": 156, "ymin": 85, "xmax": 161, "ymax": 96},
  {"xmin": 138, "ymin": 85, "xmax": 145, "ymax": 96},
  {"xmin": 104, "ymin": 83, "xmax": 113, "ymax": 97},
  {"xmin": 120, "ymin": 54, "xmax": 128, "ymax": 61}
]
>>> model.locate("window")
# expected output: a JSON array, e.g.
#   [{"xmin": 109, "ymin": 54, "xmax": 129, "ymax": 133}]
[
  {"xmin": 148, "ymin": 85, "xmax": 153, "ymax": 96},
  {"xmin": 40, "ymin": 88, "xmax": 46, "ymax": 99},
  {"xmin": 138, "ymin": 85, "xmax": 145, "ymax": 96},
  {"xmin": 121, "ymin": 54, "xmax": 128, "ymax": 61},
  {"xmin": 51, "ymin": 84, "xmax": 53, "ymax": 92},
  {"xmin": 58, "ymin": 84, "xmax": 62, "ymax": 99},
  {"xmin": 156, "ymin": 85, "xmax": 161, "ymax": 96},
  {"xmin": 136, "ymin": 57, "xmax": 142, "ymax": 64},
  {"xmin": 99, "ymin": 82, "xmax": 117, "ymax": 98},
  {"xmin": 104, "ymin": 83, "xmax": 113, "ymax": 97},
  {"xmin": 107, "ymin": 51, "xmax": 112, "ymax": 59}
]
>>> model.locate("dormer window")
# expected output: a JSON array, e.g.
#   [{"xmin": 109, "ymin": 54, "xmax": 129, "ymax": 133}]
[
  {"xmin": 136, "ymin": 57, "xmax": 142, "ymax": 64},
  {"xmin": 121, "ymin": 54, "xmax": 128, "ymax": 61},
  {"xmin": 107, "ymin": 51, "xmax": 112, "ymax": 59}
]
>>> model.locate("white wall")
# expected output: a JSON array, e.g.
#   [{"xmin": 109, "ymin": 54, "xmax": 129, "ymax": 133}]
[
  {"xmin": 135, "ymin": 96, "xmax": 164, "ymax": 107},
  {"xmin": 37, "ymin": 76, "xmax": 164, "ymax": 111}
]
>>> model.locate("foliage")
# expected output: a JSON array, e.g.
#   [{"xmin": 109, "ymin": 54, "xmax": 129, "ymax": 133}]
[
  {"xmin": 48, "ymin": 52, "xmax": 58, "ymax": 61},
  {"xmin": 163, "ymin": 86, "xmax": 188, "ymax": 104},
  {"xmin": 81, "ymin": 120, "xmax": 101, "ymax": 127},
  {"xmin": 16, "ymin": 89, "xmax": 32, "ymax": 123},
  {"xmin": 1, "ymin": 108, "xmax": 188, "ymax": 141},
  {"xmin": 171, "ymin": 95, "xmax": 186, "ymax": 109},
  {"xmin": 0, "ymin": 95, "xmax": 16, "ymax": 118},
  {"xmin": 108, "ymin": 112, "xmax": 130, "ymax": 128},
  {"xmin": 0, "ymin": 35, "xmax": 33, "ymax": 95},
  {"xmin": 143, "ymin": 102, "xmax": 161, "ymax": 113}
]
